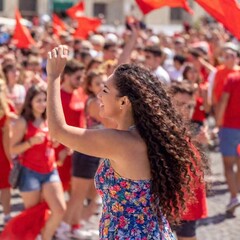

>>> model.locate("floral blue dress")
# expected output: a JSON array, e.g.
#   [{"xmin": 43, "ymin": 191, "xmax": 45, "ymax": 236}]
[{"xmin": 94, "ymin": 159, "xmax": 176, "ymax": 240}]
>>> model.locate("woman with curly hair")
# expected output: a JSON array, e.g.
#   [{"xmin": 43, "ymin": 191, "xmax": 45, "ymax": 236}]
[{"xmin": 47, "ymin": 45, "xmax": 205, "ymax": 239}]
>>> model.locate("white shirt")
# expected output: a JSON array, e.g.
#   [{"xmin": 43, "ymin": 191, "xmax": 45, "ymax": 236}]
[
  {"xmin": 167, "ymin": 66, "xmax": 184, "ymax": 82},
  {"xmin": 154, "ymin": 66, "xmax": 171, "ymax": 85}
]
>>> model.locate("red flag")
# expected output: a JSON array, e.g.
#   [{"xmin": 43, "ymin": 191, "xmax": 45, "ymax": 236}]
[
  {"xmin": 12, "ymin": 9, "xmax": 36, "ymax": 49},
  {"xmin": 53, "ymin": 13, "xmax": 66, "ymax": 36},
  {"xmin": 0, "ymin": 202, "xmax": 50, "ymax": 240},
  {"xmin": 66, "ymin": 1, "xmax": 85, "ymax": 19},
  {"xmin": 73, "ymin": 16, "xmax": 101, "ymax": 39},
  {"xmin": 195, "ymin": 0, "xmax": 240, "ymax": 40},
  {"xmin": 135, "ymin": 0, "xmax": 193, "ymax": 15}
]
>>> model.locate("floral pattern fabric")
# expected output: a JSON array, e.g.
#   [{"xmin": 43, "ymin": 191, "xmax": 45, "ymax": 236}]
[{"xmin": 95, "ymin": 159, "xmax": 176, "ymax": 240}]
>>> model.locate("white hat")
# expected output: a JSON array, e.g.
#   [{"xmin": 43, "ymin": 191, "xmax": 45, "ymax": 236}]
[
  {"xmin": 105, "ymin": 33, "xmax": 118, "ymax": 44},
  {"xmin": 223, "ymin": 42, "xmax": 239, "ymax": 53},
  {"xmin": 147, "ymin": 35, "xmax": 160, "ymax": 45},
  {"xmin": 90, "ymin": 34, "xmax": 105, "ymax": 47}
]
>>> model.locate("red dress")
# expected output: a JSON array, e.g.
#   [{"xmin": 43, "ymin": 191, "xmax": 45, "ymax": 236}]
[{"xmin": 0, "ymin": 115, "xmax": 11, "ymax": 189}]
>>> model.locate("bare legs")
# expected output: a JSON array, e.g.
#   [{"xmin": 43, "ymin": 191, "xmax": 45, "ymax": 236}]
[
  {"xmin": 41, "ymin": 182, "xmax": 66, "ymax": 240},
  {"xmin": 64, "ymin": 177, "xmax": 94, "ymax": 225},
  {"xmin": 0, "ymin": 188, "xmax": 11, "ymax": 220},
  {"xmin": 223, "ymin": 156, "xmax": 239, "ymax": 199},
  {"xmin": 21, "ymin": 182, "xmax": 66, "ymax": 240}
]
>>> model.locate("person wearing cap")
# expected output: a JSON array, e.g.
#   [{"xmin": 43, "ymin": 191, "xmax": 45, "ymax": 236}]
[
  {"xmin": 90, "ymin": 34, "xmax": 105, "ymax": 54},
  {"xmin": 146, "ymin": 35, "xmax": 160, "ymax": 47},
  {"xmin": 144, "ymin": 45, "xmax": 170, "ymax": 84}
]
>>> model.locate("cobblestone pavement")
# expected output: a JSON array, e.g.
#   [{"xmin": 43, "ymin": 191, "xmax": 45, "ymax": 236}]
[{"xmin": 1, "ymin": 151, "xmax": 240, "ymax": 240}]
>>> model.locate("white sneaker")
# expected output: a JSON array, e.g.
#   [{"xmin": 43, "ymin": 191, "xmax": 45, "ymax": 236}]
[
  {"xmin": 84, "ymin": 217, "xmax": 99, "ymax": 231},
  {"xmin": 226, "ymin": 197, "xmax": 240, "ymax": 212},
  {"xmin": 70, "ymin": 227, "xmax": 92, "ymax": 239},
  {"xmin": 55, "ymin": 222, "xmax": 71, "ymax": 240},
  {"xmin": 89, "ymin": 229, "xmax": 99, "ymax": 237}
]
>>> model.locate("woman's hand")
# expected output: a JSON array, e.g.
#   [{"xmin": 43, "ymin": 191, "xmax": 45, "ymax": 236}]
[
  {"xmin": 56, "ymin": 147, "xmax": 73, "ymax": 166},
  {"xmin": 29, "ymin": 132, "xmax": 45, "ymax": 146},
  {"xmin": 46, "ymin": 45, "xmax": 69, "ymax": 80}
]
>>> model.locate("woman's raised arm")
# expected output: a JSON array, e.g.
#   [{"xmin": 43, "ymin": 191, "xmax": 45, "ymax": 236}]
[{"xmin": 46, "ymin": 46, "xmax": 137, "ymax": 160}]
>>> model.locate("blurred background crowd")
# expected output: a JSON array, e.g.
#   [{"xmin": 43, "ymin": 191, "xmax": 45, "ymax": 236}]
[{"xmin": 0, "ymin": 0, "xmax": 240, "ymax": 239}]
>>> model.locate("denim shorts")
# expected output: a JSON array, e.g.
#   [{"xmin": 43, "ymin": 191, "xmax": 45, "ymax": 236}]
[
  {"xmin": 19, "ymin": 166, "xmax": 60, "ymax": 192},
  {"xmin": 219, "ymin": 127, "xmax": 240, "ymax": 157}
]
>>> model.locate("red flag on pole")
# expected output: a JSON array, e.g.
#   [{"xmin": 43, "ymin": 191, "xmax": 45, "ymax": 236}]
[
  {"xmin": 66, "ymin": 1, "xmax": 85, "ymax": 19},
  {"xmin": 73, "ymin": 16, "xmax": 101, "ymax": 39},
  {"xmin": 135, "ymin": 0, "xmax": 193, "ymax": 15},
  {"xmin": 12, "ymin": 9, "xmax": 36, "ymax": 49},
  {"xmin": 52, "ymin": 13, "xmax": 66, "ymax": 36},
  {"xmin": 195, "ymin": 0, "xmax": 240, "ymax": 40}
]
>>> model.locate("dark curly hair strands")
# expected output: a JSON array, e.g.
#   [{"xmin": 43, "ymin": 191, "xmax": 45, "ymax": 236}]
[{"xmin": 113, "ymin": 64, "xmax": 206, "ymax": 224}]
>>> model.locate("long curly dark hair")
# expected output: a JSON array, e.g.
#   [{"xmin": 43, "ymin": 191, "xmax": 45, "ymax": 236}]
[
  {"xmin": 113, "ymin": 64, "xmax": 207, "ymax": 224},
  {"xmin": 21, "ymin": 84, "xmax": 47, "ymax": 122}
]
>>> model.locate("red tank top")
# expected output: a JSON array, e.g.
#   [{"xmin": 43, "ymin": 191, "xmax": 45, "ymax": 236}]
[{"xmin": 21, "ymin": 121, "xmax": 56, "ymax": 174}]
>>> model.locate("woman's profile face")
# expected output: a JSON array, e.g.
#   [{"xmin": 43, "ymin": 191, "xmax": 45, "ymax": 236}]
[
  {"xmin": 97, "ymin": 74, "xmax": 122, "ymax": 119},
  {"xmin": 31, "ymin": 92, "xmax": 47, "ymax": 116}
]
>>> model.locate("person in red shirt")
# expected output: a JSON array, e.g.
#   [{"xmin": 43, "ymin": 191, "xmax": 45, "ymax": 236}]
[
  {"xmin": 10, "ymin": 84, "xmax": 66, "ymax": 240},
  {"xmin": 216, "ymin": 72, "xmax": 240, "ymax": 213},
  {"xmin": 212, "ymin": 43, "xmax": 240, "ymax": 115},
  {"xmin": 170, "ymin": 81, "xmax": 208, "ymax": 240}
]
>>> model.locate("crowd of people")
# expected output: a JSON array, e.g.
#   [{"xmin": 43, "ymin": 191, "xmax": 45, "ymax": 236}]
[{"xmin": 0, "ymin": 14, "xmax": 240, "ymax": 240}]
